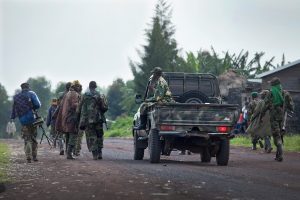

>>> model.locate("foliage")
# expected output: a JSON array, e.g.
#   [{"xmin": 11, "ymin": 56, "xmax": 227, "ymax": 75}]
[
  {"xmin": 104, "ymin": 116, "xmax": 132, "ymax": 137},
  {"xmin": 106, "ymin": 78, "xmax": 126, "ymax": 120},
  {"xmin": 130, "ymin": 0, "xmax": 181, "ymax": 94},
  {"xmin": 119, "ymin": 80, "xmax": 139, "ymax": 117},
  {"xmin": 231, "ymin": 135, "xmax": 300, "ymax": 152},
  {"xmin": 26, "ymin": 76, "xmax": 52, "ymax": 118},
  {"xmin": 0, "ymin": 84, "xmax": 12, "ymax": 137},
  {"xmin": 53, "ymin": 81, "xmax": 67, "ymax": 98},
  {"xmin": 0, "ymin": 142, "xmax": 10, "ymax": 182}
]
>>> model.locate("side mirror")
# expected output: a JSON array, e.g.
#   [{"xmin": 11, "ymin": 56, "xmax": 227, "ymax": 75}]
[{"xmin": 135, "ymin": 94, "xmax": 143, "ymax": 104}]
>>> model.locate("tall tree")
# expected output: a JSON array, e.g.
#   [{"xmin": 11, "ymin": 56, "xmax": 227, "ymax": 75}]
[
  {"xmin": 26, "ymin": 76, "xmax": 52, "ymax": 118},
  {"xmin": 106, "ymin": 78, "xmax": 126, "ymax": 120},
  {"xmin": 0, "ymin": 83, "xmax": 12, "ymax": 137},
  {"xmin": 130, "ymin": 0, "xmax": 181, "ymax": 94}
]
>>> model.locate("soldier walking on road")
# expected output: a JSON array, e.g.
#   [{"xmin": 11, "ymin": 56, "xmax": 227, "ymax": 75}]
[
  {"xmin": 55, "ymin": 80, "xmax": 82, "ymax": 160},
  {"xmin": 260, "ymin": 77, "xmax": 294, "ymax": 162},
  {"xmin": 11, "ymin": 83, "xmax": 41, "ymax": 163},
  {"xmin": 79, "ymin": 81, "xmax": 108, "ymax": 160}
]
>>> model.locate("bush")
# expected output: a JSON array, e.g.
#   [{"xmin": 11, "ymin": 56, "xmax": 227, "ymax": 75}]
[
  {"xmin": 104, "ymin": 116, "xmax": 133, "ymax": 138},
  {"xmin": 0, "ymin": 142, "xmax": 10, "ymax": 182}
]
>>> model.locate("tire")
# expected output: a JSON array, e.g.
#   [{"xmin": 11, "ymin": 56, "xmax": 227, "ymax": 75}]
[
  {"xmin": 177, "ymin": 91, "xmax": 209, "ymax": 104},
  {"xmin": 148, "ymin": 129, "xmax": 161, "ymax": 163},
  {"xmin": 216, "ymin": 139, "xmax": 230, "ymax": 166},
  {"xmin": 201, "ymin": 147, "xmax": 211, "ymax": 163},
  {"xmin": 133, "ymin": 131, "xmax": 144, "ymax": 160}
]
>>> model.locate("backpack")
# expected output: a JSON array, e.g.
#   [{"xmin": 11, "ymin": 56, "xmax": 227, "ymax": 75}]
[{"xmin": 99, "ymin": 94, "xmax": 108, "ymax": 113}]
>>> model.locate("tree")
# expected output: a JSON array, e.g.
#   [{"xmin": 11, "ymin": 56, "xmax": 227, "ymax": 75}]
[
  {"xmin": 119, "ymin": 80, "xmax": 139, "ymax": 117},
  {"xmin": 0, "ymin": 83, "xmax": 12, "ymax": 137},
  {"xmin": 54, "ymin": 81, "xmax": 67, "ymax": 98},
  {"xmin": 130, "ymin": 0, "xmax": 181, "ymax": 94},
  {"xmin": 26, "ymin": 76, "xmax": 52, "ymax": 118},
  {"xmin": 106, "ymin": 78, "xmax": 126, "ymax": 120}
]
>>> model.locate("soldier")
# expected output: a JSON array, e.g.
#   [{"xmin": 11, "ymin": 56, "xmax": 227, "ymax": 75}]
[
  {"xmin": 260, "ymin": 77, "xmax": 294, "ymax": 162},
  {"xmin": 74, "ymin": 84, "xmax": 84, "ymax": 156},
  {"xmin": 79, "ymin": 81, "xmax": 108, "ymax": 160},
  {"xmin": 46, "ymin": 98, "xmax": 64, "ymax": 155},
  {"xmin": 134, "ymin": 67, "xmax": 174, "ymax": 130},
  {"xmin": 248, "ymin": 92, "xmax": 263, "ymax": 150},
  {"xmin": 11, "ymin": 83, "xmax": 41, "ymax": 163},
  {"xmin": 55, "ymin": 80, "xmax": 82, "ymax": 159}
]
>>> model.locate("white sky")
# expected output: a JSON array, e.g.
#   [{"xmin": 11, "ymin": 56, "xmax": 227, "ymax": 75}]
[{"xmin": 1, "ymin": 0, "xmax": 300, "ymax": 96}]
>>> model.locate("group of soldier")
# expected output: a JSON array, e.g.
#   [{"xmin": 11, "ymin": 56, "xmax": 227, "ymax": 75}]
[
  {"xmin": 246, "ymin": 77, "xmax": 294, "ymax": 162},
  {"xmin": 11, "ymin": 80, "xmax": 108, "ymax": 163}
]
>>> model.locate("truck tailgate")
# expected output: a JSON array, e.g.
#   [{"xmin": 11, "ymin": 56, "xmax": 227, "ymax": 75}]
[{"xmin": 154, "ymin": 103, "xmax": 239, "ymax": 126}]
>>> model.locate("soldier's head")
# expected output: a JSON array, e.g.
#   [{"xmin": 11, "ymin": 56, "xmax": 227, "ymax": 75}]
[
  {"xmin": 269, "ymin": 77, "xmax": 281, "ymax": 86},
  {"xmin": 65, "ymin": 82, "xmax": 72, "ymax": 91},
  {"xmin": 251, "ymin": 92, "xmax": 258, "ymax": 99},
  {"xmin": 71, "ymin": 80, "xmax": 81, "ymax": 93},
  {"xmin": 89, "ymin": 81, "xmax": 97, "ymax": 90},
  {"xmin": 151, "ymin": 67, "xmax": 163, "ymax": 79},
  {"xmin": 260, "ymin": 90, "xmax": 269, "ymax": 99},
  {"xmin": 51, "ymin": 98, "xmax": 58, "ymax": 106},
  {"xmin": 20, "ymin": 82, "xmax": 30, "ymax": 90}
]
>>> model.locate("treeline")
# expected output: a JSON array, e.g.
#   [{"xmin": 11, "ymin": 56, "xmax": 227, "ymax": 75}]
[{"xmin": 0, "ymin": 0, "xmax": 287, "ymax": 137}]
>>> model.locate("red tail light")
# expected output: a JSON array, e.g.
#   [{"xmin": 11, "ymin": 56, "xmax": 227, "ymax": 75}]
[
  {"xmin": 217, "ymin": 126, "xmax": 229, "ymax": 133},
  {"xmin": 160, "ymin": 125, "xmax": 176, "ymax": 131}
]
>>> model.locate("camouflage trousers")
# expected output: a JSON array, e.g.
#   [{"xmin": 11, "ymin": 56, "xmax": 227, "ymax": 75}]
[
  {"xmin": 270, "ymin": 106, "xmax": 284, "ymax": 147},
  {"xmin": 21, "ymin": 124, "xmax": 38, "ymax": 160},
  {"xmin": 85, "ymin": 123, "xmax": 104, "ymax": 152},
  {"xmin": 65, "ymin": 132, "xmax": 78, "ymax": 148},
  {"xmin": 74, "ymin": 130, "xmax": 84, "ymax": 154},
  {"xmin": 50, "ymin": 127, "xmax": 64, "ymax": 151}
]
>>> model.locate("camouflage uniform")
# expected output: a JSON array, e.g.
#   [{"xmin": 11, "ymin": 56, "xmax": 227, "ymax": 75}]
[
  {"xmin": 248, "ymin": 93, "xmax": 261, "ymax": 150},
  {"xmin": 79, "ymin": 84, "xmax": 108, "ymax": 160},
  {"xmin": 74, "ymin": 130, "xmax": 84, "ymax": 156},
  {"xmin": 261, "ymin": 78, "xmax": 294, "ymax": 161}
]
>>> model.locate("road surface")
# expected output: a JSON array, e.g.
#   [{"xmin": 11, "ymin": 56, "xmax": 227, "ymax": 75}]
[{"xmin": 0, "ymin": 138, "xmax": 299, "ymax": 200}]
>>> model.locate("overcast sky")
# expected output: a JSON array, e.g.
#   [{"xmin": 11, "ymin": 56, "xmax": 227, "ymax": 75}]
[{"xmin": 1, "ymin": 0, "xmax": 300, "ymax": 96}]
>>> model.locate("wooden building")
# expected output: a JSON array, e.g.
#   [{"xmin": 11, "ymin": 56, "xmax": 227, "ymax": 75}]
[{"xmin": 257, "ymin": 59, "xmax": 300, "ymax": 133}]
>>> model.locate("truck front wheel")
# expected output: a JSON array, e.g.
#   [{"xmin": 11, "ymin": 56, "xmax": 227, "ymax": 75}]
[
  {"xmin": 216, "ymin": 139, "xmax": 230, "ymax": 166},
  {"xmin": 133, "ymin": 131, "xmax": 144, "ymax": 160},
  {"xmin": 148, "ymin": 129, "xmax": 161, "ymax": 163}
]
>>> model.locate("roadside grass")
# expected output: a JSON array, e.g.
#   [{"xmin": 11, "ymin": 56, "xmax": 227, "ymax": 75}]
[
  {"xmin": 104, "ymin": 116, "xmax": 132, "ymax": 138},
  {"xmin": 231, "ymin": 134, "xmax": 300, "ymax": 152},
  {"xmin": 0, "ymin": 142, "xmax": 10, "ymax": 183}
]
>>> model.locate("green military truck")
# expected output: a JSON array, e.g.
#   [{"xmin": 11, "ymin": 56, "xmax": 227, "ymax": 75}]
[{"xmin": 133, "ymin": 73, "xmax": 239, "ymax": 166}]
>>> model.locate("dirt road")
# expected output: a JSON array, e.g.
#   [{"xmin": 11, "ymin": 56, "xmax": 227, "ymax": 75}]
[{"xmin": 0, "ymin": 138, "xmax": 299, "ymax": 200}]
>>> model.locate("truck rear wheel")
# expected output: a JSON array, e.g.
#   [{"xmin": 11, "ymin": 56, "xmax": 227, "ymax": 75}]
[
  {"xmin": 177, "ymin": 91, "xmax": 209, "ymax": 103},
  {"xmin": 201, "ymin": 147, "xmax": 211, "ymax": 163},
  {"xmin": 148, "ymin": 129, "xmax": 161, "ymax": 163},
  {"xmin": 133, "ymin": 131, "xmax": 144, "ymax": 160},
  {"xmin": 216, "ymin": 139, "xmax": 230, "ymax": 166}
]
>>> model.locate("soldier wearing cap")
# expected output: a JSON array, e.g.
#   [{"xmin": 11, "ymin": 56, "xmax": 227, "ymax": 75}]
[
  {"xmin": 260, "ymin": 77, "xmax": 294, "ymax": 161},
  {"xmin": 248, "ymin": 92, "xmax": 261, "ymax": 150},
  {"xmin": 55, "ymin": 80, "xmax": 82, "ymax": 159},
  {"xmin": 78, "ymin": 81, "xmax": 108, "ymax": 160},
  {"xmin": 11, "ymin": 82, "xmax": 41, "ymax": 163},
  {"xmin": 134, "ymin": 67, "xmax": 174, "ymax": 130}
]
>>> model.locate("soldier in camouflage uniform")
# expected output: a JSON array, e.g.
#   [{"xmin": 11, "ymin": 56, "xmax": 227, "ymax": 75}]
[
  {"xmin": 11, "ymin": 83, "xmax": 41, "ymax": 163},
  {"xmin": 79, "ymin": 81, "xmax": 108, "ymax": 160},
  {"xmin": 134, "ymin": 67, "xmax": 174, "ymax": 130},
  {"xmin": 260, "ymin": 77, "xmax": 294, "ymax": 162},
  {"xmin": 248, "ymin": 92, "xmax": 263, "ymax": 150}
]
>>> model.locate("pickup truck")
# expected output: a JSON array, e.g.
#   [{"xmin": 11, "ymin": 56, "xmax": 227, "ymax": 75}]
[{"xmin": 133, "ymin": 72, "xmax": 239, "ymax": 166}]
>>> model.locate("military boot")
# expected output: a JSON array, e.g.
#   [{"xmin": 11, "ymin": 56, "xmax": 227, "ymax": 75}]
[
  {"xmin": 67, "ymin": 145, "xmax": 75, "ymax": 160},
  {"xmin": 98, "ymin": 148, "xmax": 103, "ymax": 160},
  {"xmin": 275, "ymin": 144, "xmax": 283, "ymax": 162},
  {"xmin": 92, "ymin": 150, "xmax": 98, "ymax": 160},
  {"xmin": 32, "ymin": 156, "xmax": 38, "ymax": 162},
  {"xmin": 133, "ymin": 115, "xmax": 147, "ymax": 130},
  {"xmin": 264, "ymin": 137, "xmax": 272, "ymax": 153}
]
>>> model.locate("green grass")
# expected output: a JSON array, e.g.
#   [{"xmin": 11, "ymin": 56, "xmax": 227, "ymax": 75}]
[
  {"xmin": 231, "ymin": 134, "xmax": 300, "ymax": 152},
  {"xmin": 104, "ymin": 116, "xmax": 133, "ymax": 138},
  {"xmin": 0, "ymin": 142, "xmax": 10, "ymax": 182}
]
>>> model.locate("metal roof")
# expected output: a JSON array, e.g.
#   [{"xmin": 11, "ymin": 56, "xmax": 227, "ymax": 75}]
[{"xmin": 256, "ymin": 59, "xmax": 300, "ymax": 78}]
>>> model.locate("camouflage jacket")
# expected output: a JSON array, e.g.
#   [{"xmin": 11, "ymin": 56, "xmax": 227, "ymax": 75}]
[
  {"xmin": 147, "ymin": 76, "xmax": 173, "ymax": 103},
  {"xmin": 261, "ymin": 90, "xmax": 294, "ymax": 121},
  {"xmin": 248, "ymin": 98, "xmax": 259, "ymax": 121},
  {"xmin": 79, "ymin": 90, "xmax": 107, "ymax": 126}
]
